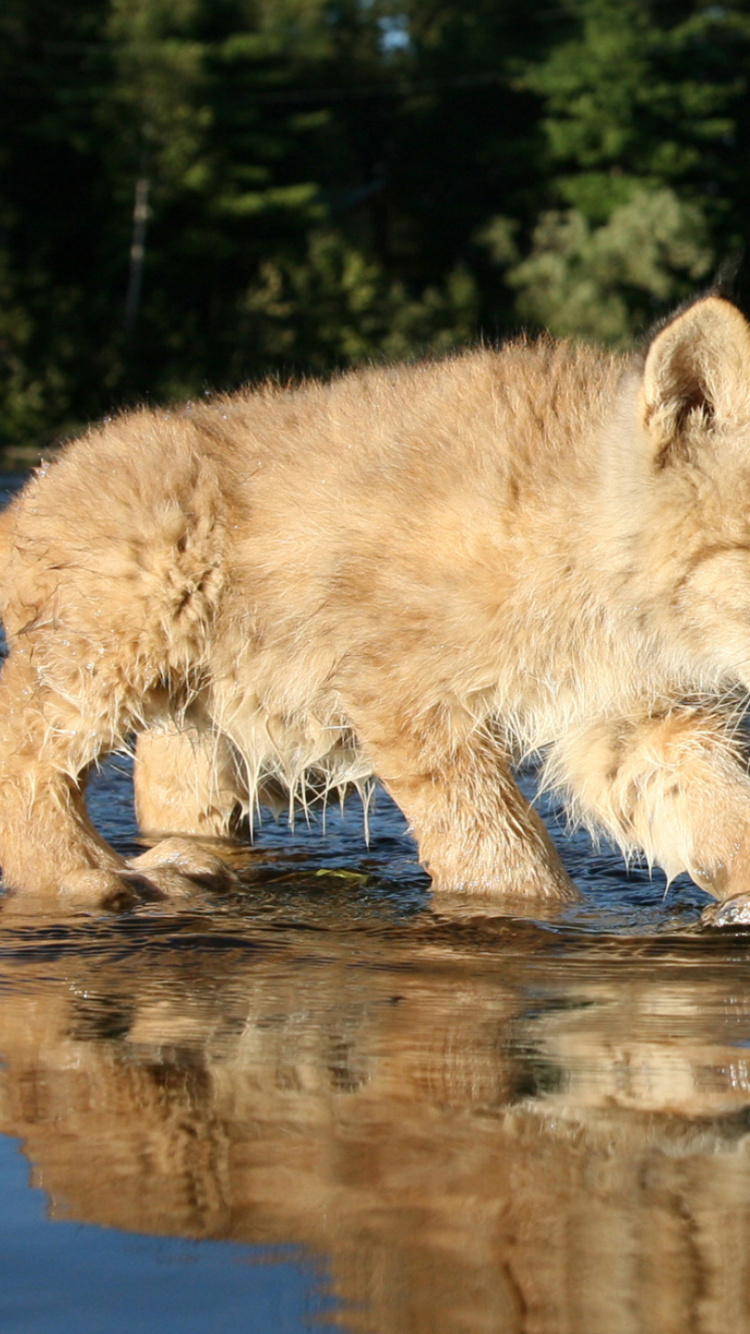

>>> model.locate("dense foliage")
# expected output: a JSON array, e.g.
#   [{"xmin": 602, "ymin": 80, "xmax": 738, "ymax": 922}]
[{"xmin": 1, "ymin": 0, "xmax": 749, "ymax": 452}]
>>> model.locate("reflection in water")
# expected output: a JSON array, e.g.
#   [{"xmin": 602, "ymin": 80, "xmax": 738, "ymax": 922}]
[{"xmin": 0, "ymin": 893, "xmax": 750, "ymax": 1334}]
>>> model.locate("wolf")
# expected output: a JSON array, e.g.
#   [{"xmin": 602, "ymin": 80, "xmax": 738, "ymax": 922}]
[{"xmin": 1, "ymin": 292, "xmax": 750, "ymax": 916}]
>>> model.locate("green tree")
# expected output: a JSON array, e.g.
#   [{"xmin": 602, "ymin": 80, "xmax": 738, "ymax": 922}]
[
  {"xmin": 486, "ymin": 0, "xmax": 750, "ymax": 340},
  {"xmin": 488, "ymin": 188, "xmax": 712, "ymax": 345},
  {"xmin": 0, "ymin": 0, "xmax": 498, "ymax": 450},
  {"xmin": 4, "ymin": 0, "xmax": 750, "ymax": 452},
  {"xmin": 524, "ymin": 0, "xmax": 750, "ymax": 223},
  {"xmin": 0, "ymin": 0, "xmax": 119, "ymax": 444},
  {"xmin": 240, "ymin": 226, "xmax": 478, "ymax": 371}
]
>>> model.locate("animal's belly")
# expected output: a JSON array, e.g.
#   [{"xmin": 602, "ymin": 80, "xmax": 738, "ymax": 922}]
[{"xmin": 218, "ymin": 693, "xmax": 375, "ymax": 817}]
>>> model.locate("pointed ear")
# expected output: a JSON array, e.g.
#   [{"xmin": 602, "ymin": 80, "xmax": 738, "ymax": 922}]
[{"xmin": 641, "ymin": 296, "xmax": 750, "ymax": 465}]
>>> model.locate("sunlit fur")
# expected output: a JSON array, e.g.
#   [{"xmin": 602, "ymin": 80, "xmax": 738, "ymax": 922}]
[{"xmin": 2, "ymin": 294, "xmax": 750, "ymax": 906}]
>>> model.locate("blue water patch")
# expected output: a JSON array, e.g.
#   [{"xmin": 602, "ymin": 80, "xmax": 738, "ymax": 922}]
[{"xmin": 0, "ymin": 1137, "xmax": 336, "ymax": 1334}]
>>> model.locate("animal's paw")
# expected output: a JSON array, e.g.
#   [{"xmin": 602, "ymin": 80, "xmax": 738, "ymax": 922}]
[
  {"xmin": 127, "ymin": 837, "xmax": 239, "ymax": 890},
  {"xmin": 56, "ymin": 837, "xmax": 239, "ymax": 910},
  {"xmin": 58, "ymin": 867, "xmax": 167, "ymax": 910},
  {"xmin": 701, "ymin": 893, "xmax": 750, "ymax": 928}
]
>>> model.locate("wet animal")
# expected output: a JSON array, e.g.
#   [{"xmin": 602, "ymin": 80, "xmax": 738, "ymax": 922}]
[{"xmin": 2, "ymin": 293, "xmax": 750, "ymax": 915}]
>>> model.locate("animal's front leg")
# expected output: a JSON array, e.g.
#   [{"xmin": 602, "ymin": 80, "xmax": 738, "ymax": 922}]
[
  {"xmin": 134, "ymin": 718, "xmax": 246, "ymax": 838},
  {"xmin": 549, "ymin": 708, "xmax": 750, "ymax": 913},
  {"xmin": 130, "ymin": 717, "xmax": 247, "ymax": 892},
  {"xmin": 350, "ymin": 701, "xmax": 577, "ymax": 904}
]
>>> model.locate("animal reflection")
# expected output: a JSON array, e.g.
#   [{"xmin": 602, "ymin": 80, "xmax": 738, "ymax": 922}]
[{"xmin": 0, "ymin": 922, "xmax": 749, "ymax": 1333}]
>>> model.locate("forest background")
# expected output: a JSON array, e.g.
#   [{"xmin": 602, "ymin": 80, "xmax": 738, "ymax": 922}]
[{"xmin": 1, "ymin": 0, "xmax": 749, "ymax": 460}]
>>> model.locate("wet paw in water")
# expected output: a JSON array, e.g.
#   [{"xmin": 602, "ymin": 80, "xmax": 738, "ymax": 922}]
[
  {"xmin": 127, "ymin": 837, "xmax": 239, "ymax": 889},
  {"xmin": 701, "ymin": 893, "xmax": 750, "ymax": 928},
  {"xmin": 55, "ymin": 838, "xmax": 239, "ymax": 910},
  {"xmin": 57, "ymin": 867, "xmax": 165, "ymax": 909}
]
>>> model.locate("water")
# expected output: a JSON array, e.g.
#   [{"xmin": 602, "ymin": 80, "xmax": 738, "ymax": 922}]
[{"xmin": 1, "ymin": 473, "xmax": 750, "ymax": 1333}]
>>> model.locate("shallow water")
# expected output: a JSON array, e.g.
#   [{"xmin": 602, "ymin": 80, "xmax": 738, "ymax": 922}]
[{"xmin": 2, "ymin": 475, "xmax": 750, "ymax": 1333}]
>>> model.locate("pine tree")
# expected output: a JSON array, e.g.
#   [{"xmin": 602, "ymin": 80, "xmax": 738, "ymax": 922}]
[{"xmin": 490, "ymin": 0, "xmax": 750, "ymax": 341}]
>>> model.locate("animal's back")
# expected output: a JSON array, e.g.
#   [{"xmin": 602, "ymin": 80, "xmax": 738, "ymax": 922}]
[
  {"xmin": 0, "ymin": 337, "xmax": 627, "ymax": 773},
  {"xmin": 194, "ymin": 340, "xmax": 628, "ymax": 755}
]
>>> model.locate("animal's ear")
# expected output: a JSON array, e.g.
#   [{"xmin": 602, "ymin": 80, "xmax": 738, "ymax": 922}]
[{"xmin": 641, "ymin": 296, "xmax": 750, "ymax": 465}]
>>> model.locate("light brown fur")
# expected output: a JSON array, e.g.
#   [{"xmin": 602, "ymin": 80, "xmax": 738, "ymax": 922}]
[{"xmin": 3, "ymin": 294, "xmax": 750, "ymax": 909}]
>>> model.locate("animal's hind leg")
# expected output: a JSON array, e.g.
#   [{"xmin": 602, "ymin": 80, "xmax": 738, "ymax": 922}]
[
  {"xmin": 345, "ymin": 696, "xmax": 577, "ymax": 906},
  {"xmin": 0, "ymin": 647, "xmax": 128, "ymax": 900},
  {"xmin": 0, "ymin": 648, "xmax": 236, "ymax": 903}
]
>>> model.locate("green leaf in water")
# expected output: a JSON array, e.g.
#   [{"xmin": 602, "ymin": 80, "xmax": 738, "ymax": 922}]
[{"xmin": 313, "ymin": 868, "xmax": 371, "ymax": 885}]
